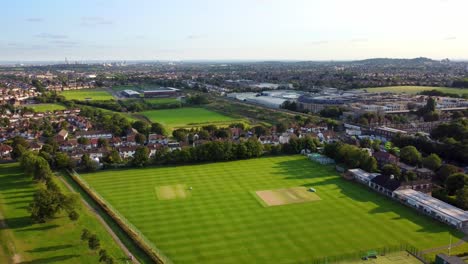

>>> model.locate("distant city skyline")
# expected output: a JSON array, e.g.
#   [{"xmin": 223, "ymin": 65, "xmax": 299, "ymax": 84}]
[{"xmin": 2, "ymin": 0, "xmax": 468, "ymax": 61}]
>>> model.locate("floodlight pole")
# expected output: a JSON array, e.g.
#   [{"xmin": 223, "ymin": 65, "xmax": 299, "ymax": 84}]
[{"xmin": 448, "ymin": 235, "xmax": 452, "ymax": 256}]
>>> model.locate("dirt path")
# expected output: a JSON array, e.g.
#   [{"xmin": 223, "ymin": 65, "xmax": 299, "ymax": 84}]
[
  {"xmin": 58, "ymin": 176, "xmax": 140, "ymax": 264},
  {"xmin": 421, "ymin": 236, "xmax": 468, "ymax": 254}
]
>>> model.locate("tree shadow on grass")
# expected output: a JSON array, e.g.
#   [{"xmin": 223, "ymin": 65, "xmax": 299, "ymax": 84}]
[
  {"xmin": 19, "ymin": 254, "xmax": 80, "ymax": 264},
  {"xmin": 18, "ymin": 224, "xmax": 59, "ymax": 232},
  {"xmin": 0, "ymin": 172, "xmax": 33, "ymax": 192},
  {"xmin": 5, "ymin": 194, "xmax": 35, "ymax": 199},
  {"xmin": 0, "ymin": 216, "xmax": 32, "ymax": 230},
  {"xmin": 26, "ymin": 244, "xmax": 74, "ymax": 253}
]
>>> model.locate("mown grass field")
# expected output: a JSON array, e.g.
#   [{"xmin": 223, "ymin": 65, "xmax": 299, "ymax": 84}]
[
  {"xmin": 61, "ymin": 89, "xmax": 114, "ymax": 101},
  {"xmin": 359, "ymin": 86, "xmax": 468, "ymax": 95},
  {"xmin": 144, "ymin": 98, "xmax": 180, "ymax": 105},
  {"xmin": 0, "ymin": 163, "xmax": 126, "ymax": 263},
  {"xmin": 25, "ymin": 103, "xmax": 66, "ymax": 112},
  {"xmin": 82, "ymin": 156, "xmax": 462, "ymax": 264},
  {"xmin": 140, "ymin": 107, "xmax": 242, "ymax": 129}
]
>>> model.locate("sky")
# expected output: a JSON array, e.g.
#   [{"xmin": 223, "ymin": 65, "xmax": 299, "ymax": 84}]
[{"xmin": 1, "ymin": 0, "xmax": 467, "ymax": 61}]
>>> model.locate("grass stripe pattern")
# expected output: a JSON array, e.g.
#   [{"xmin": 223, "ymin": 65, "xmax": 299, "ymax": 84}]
[{"xmin": 83, "ymin": 156, "xmax": 462, "ymax": 264}]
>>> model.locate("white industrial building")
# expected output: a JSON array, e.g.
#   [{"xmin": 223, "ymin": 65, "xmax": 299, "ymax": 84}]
[
  {"xmin": 245, "ymin": 96, "xmax": 287, "ymax": 109},
  {"xmin": 394, "ymin": 189, "xmax": 468, "ymax": 230}
]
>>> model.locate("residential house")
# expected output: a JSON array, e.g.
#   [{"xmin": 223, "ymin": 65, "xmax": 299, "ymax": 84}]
[
  {"xmin": 76, "ymin": 130, "xmax": 112, "ymax": 139},
  {"xmin": 148, "ymin": 134, "xmax": 167, "ymax": 144},
  {"xmin": 0, "ymin": 144, "xmax": 13, "ymax": 159},
  {"xmin": 373, "ymin": 151, "xmax": 399, "ymax": 167},
  {"xmin": 55, "ymin": 129, "xmax": 68, "ymax": 142},
  {"xmin": 369, "ymin": 174, "xmax": 432, "ymax": 197},
  {"xmin": 415, "ymin": 167, "xmax": 436, "ymax": 180},
  {"xmin": 118, "ymin": 146, "xmax": 138, "ymax": 159}
]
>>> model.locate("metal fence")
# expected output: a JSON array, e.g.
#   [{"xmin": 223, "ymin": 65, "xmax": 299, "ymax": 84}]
[{"xmin": 308, "ymin": 243, "xmax": 432, "ymax": 264}]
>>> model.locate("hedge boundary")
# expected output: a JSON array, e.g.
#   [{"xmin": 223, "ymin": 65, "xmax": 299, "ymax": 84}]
[{"xmin": 67, "ymin": 169, "xmax": 171, "ymax": 264}]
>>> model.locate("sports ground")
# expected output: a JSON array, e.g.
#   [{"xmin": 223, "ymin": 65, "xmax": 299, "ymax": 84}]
[
  {"xmin": 358, "ymin": 86, "xmax": 468, "ymax": 96},
  {"xmin": 0, "ymin": 163, "xmax": 126, "ymax": 263},
  {"xmin": 140, "ymin": 107, "xmax": 242, "ymax": 129},
  {"xmin": 25, "ymin": 103, "xmax": 66, "ymax": 112},
  {"xmin": 61, "ymin": 89, "xmax": 114, "ymax": 101},
  {"xmin": 82, "ymin": 155, "xmax": 462, "ymax": 264}
]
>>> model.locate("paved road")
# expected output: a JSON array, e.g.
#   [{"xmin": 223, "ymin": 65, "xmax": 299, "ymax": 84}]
[{"xmin": 59, "ymin": 176, "xmax": 141, "ymax": 264}]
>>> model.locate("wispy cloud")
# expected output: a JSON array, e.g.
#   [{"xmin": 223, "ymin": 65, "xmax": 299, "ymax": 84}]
[
  {"xmin": 81, "ymin": 16, "xmax": 113, "ymax": 26},
  {"xmin": 444, "ymin": 36, "xmax": 456, "ymax": 41},
  {"xmin": 351, "ymin": 38, "xmax": 368, "ymax": 43},
  {"xmin": 307, "ymin": 40, "xmax": 328, "ymax": 45},
  {"xmin": 186, "ymin": 34, "xmax": 205, "ymax": 40},
  {"xmin": 4, "ymin": 42, "xmax": 48, "ymax": 50},
  {"xmin": 35, "ymin": 33, "xmax": 68, "ymax": 39},
  {"xmin": 26, "ymin": 17, "xmax": 44, "ymax": 22},
  {"xmin": 49, "ymin": 40, "xmax": 79, "ymax": 48}
]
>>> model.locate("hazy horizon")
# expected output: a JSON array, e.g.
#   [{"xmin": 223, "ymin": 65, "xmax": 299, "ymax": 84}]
[{"xmin": 2, "ymin": 0, "xmax": 468, "ymax": 61}]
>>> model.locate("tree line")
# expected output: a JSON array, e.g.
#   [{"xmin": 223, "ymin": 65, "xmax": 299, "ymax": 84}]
[
  {"xmin": 19, "ymin": 151, "xmax": 79, "ymax": 223},
  {"xmin": 99, "ymin": 135, "xmax": 321, "ymax": 168}
]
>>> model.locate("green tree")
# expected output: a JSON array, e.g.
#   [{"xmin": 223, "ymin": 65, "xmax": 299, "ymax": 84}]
[
  {"xmin": 33, "ymin": 156, "xmax": 53, "ymax": 181},
  {"xmin": 197, "ymin": 130, "xmax": 210, "ymax": 140},
  {"xmin": 55, "ymin": 152, "xmax": 72, "ymax": 169},
  {"xmin": 253, "ymin": 125, "xmax": 268, "ymax": 137},
  {"xmin": 437, "ymin": 164, "xmax": 459, "ymax": 183},
  {"xmin": 456, "ymin": 187, "xmax": 468, "ymax": 210},
  {"xmin": 80, "ymin": 154, "xmax": 98, "ymax": 172},
  {"xmin": 132, "ymin": 121, "xmax": 149, "ymax": 134},
  {"xmin": 68, "ymin": 210, "xmax": 79, "ymax": 221},
  {"xmin": 150, "ymin": 122, "xmax": 166, "ymax": 135},
  {"xmin": 81, "ymin": 228, "xmax": 91, "ymax": 241},
  {"xmin": 275, "ymin": 123, "xmax": 288, "ymax": 133},
  {"xmin": 319, "ymin": 106, "xmax": 343, "ymax": 118},
  {"xmin": 97, "ymin": 138, "xmax": 109, "ymax": 149},
  {"xmin": 172, "ymin": 129, "xmax": 188, "ymax": 142},
  {"xmin": 382, "ymin": 164, "xmax": 401, "ymax": 178},
  {"xmin": 99, "ymin": 249, "xmax": 109, "ymax": 262},
  {"xmin": 404, "ymin": 171, "xmax": 418, "ymax": 182},
  {"xmin": 425, "ymin": 97, "xmax": 437, "ymax": 112},
  {"xmin": 88, "ymin": 234, "xmax": 100, "ymax": 250},
  {"xmin": 422, "ymin": 153, "xmax": 442, "ymax": 171},
  {"xmin": 445, "ymin": 173, "xmax": 468, "ymax": 195},
  {"xmin": 103, "ymin": 150, "xmax": 122, "ymax": 164},
  {"xmin": 131, "ymin": 146, "xmax": 149, "ymax": 167},
  {"xmin": 28, "ymin": 185, "xmax": 77, "ymax": 223},
  {"xmin": 19, "ymin": 151, "xmax": 38, "ymax": 177},
  {"xmin": 400, "ymin": 146, "xmax": 422, "ymax": 166},
  {"xmin": 360, "ymin": 138, "xmax": 372, "ymax": 148},
  {"xmin": 135, "ymin": 133, "xmax": 146, "ymax": 144},
  {"xmin": 10, "ymin": 136, "xmax": 29, "ymax": 159},
  {"xmin": 77, "ymin": 137, "xmax": 90, "ymax": 145}
]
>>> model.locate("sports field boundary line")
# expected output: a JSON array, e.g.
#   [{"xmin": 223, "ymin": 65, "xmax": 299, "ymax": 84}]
[{"xmin": 66, "ymin": 169, "xmax": 172, "ymax": 264}]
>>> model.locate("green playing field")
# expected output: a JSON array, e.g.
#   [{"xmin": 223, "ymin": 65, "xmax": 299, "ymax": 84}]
[
  {"xmin": 140, "ymin": 107, "xmax": 243, "ymax": 129},
  {"xmin": 61, "ymin": 89, "xmax": 114, "ymax": 101},
  {"xmin": 82, "ymin": 155, "xmax": 462, "ymax": 264}
]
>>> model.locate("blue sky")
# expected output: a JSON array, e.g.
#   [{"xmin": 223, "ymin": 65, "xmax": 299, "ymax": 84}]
[{"xmin": 1, "ymin": 0, "xmax": 467, "ymax": 61}]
